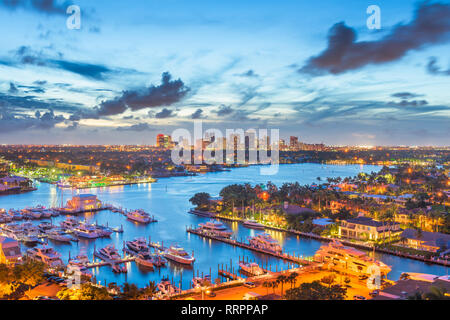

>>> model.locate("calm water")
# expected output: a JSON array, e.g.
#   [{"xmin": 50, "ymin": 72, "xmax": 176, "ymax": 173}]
[{"xmin": 0, "ymin": 164, "xmax": 448, "ymax": 288}]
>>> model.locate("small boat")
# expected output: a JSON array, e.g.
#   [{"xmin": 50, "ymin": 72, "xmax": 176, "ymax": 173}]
[
  {"xmin": 112, "ymin": 264, "xmax": 127, "ymax": 273},
  {"xmin": 60, "ymin": 217, "xmax": 79, "ymax": 230},
  {"xmin": 126, "ymin": 238, "xmax": 149, "ymax": 253},
  {"xmin": 163, "ymin": 245, "xmax": 195, "ymax": 265},
  {"xmin": 38, "ymin": 222, "xmax": 53, "ymax": 232},
  {"xmin": 239, "ymin": 262, "xmax": 265, "ymax": 276},
  {"xmin": 151, "ymin": 253, "xmax": 167, "ymax": 267},
  {"xmin": 192, "ymin": 275, "xmax": 211, "ymax": 288},
  {"xmin": 41, "ymin": 210, "xmax": 53, "ymax": 218},
  {"xmin": 126, "ymin": 209, "xmax": 153, "ymax": 224},
  {"xmin": 135, "ymin": 252, "xmax": 155, "ymax": 269},
  {"xmin": 242, "ymin": 219, "xmax": 265, "ymax": 230},
  {"xmin": 157, "ymin": 277, "xmax": 180, "ymax": 295}
]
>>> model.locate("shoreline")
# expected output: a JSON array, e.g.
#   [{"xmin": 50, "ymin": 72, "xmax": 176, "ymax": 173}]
[{"xmin": 190, "ymin": 209, "xmax": 450, "ymax": 267}]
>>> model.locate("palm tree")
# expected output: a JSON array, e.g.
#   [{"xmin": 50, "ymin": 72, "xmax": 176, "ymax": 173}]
[
  {"xmin": 262, "ymin": 281, "xmax": 271, "ymax": 295},
  {"xmin": 271, "ymin": 280, "xmax": 279, "ymax": 294},
  {"xmin": 277, "ymin": 275, "xmax": 288, "ymax": 297}
]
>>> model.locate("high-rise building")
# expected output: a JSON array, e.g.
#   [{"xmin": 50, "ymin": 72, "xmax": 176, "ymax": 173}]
[
  {"xmin": 290, "ymin": 136, "xmax": 299, "ymax": 149},
  {"xmin": 156, "ymin": 134, "xmax": 173, "ymax": 149}
]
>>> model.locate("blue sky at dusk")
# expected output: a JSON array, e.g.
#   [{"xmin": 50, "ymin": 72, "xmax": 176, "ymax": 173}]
[{"xmin": 0, "ymin": 0, "xmax": 449, "ymax": 145}]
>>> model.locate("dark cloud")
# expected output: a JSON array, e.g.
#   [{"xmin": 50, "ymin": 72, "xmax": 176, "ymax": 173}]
[
  {"xmin": 89, "ymin": 72, "xmax": 190, "ymax": 118},
  {"xmin": 5, "ymin": 46, "xmax": 114, "ymax": 80},
  {"xmin": 116, "ymin": 123, "xmax": 152, "ymax": 132},
  {"xmin": 300, "ymin": 2, "xmax": 450, "ymax": 75},
  {"xmin": 191, "ymin": 108, "xmax": 204, "ymax": 119},
  {"xmin": 214, "ymin": 105, "xmax": 234, "ymax": 116},
  {"xmin": 8, "ymin": 82, "xmax": 18, "ymax": 94},
  {"xmin": 391, "ymin": 92, "xmax": 423, "ymax": 99},
  {"xmin": 237, "ymin": 69, "xmax": 258, "ymax": 77},
  {"xmin": 1, "ymin": 0, "xmax": 70, "ymax": 15},
  {"xmin": 426, "ymin": 56, "xmax": 450, "ymax": 75},
  {"xmin": 0, "ymin": 108, "xmax": 65, "ymax": 132},
  {"xmin": 155, "ymin": 108, "xmax": 174, "ymax": 119}
]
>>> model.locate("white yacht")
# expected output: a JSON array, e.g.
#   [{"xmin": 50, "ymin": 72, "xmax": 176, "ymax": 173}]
[
  {"xmin": 60, "ymin": 217, "xmax": 79, "ymax": 230},
  {"xmin": 313, "ymin": 241, "xmax": 391, "ymax": 277},
  {"xmin": 243, "ymin": 219, "xmax": 265, "ymax": 230},
  {"xmin": 198, "ymin": 220, "xmax": 233, "ymax": 238},
  {"xmin": 46, "ymin": 229, "xmax": 72, "ymax": 243},
  {"xmin": 126, "ymin": 209, "xmax": 153, "ymax": 224},
  {"xmin": 239, "ymin": 262, "xmax": 265, "ymax": 276},
  {"xmin": 27, "ymin": 245, "xmax": 63, "ymax": 268},
  {"xmin": 157, "ymin": 277, "xmax": 180, "ymax": 295},
  {"xmin": 126, "ymin": 238, "xmax": 149, "ymax": 253},
  {"xmin": 192, "ymin": 275, "xmax": 211, "ymax": 288},
  {"xmin": 248, "ymin": 233, "xmax": 282, "ymax": 254},
  {"xmin": 163, "ymin": 245, "xmax": 195, "ymax": 265},
  {"xmin": 135, "ymin": 251, "xmax": 156, "ymax": 269},
  {"xmin": 98, "ymin": 245, "xmax": 121, "ymax": 261},
  {"xmin": 73, "ymin": 224, "xmax": 101, "ymax": 239}
]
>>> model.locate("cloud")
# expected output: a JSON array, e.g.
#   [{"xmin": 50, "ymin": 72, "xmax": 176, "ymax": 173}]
[
  {"xmin": 300, "ymin": 2, "xmax": 450, "ymax": 75},
  {"xmin": 214, "ymin": 105, "xmax": 234, "ymax": 116},
  {"xmin": 154, "ymin": 108, "xmax": 174, "ymax": 119},
  {"xmin": 8, "ymin": 82, "xmax": 18, "ymax": 94},
  {"xmin": 1, "ymin": 0, "xmax": 71, "ymax": 15},
  {"xmin": 116, "ymin": 123, "xmax": 152, "ymax": 132},
  {"xmin": 391, "ymin": 92, "xmax": 423, "ymax": 99},
  {"xmin": 191, "ymin": 108, "xmax": 204, "ymax": 119},
  {"xmin": 426, "ymin": 56, "xmax": 450, "ymax": 75},
  {"xmin": 0, "ymin": 108, "xmax": 65, "ymax": 132},
  {"xmin": 237, "ymin": 69, "xmax": 258, "ymax": 77},
  {"xmin": 90, "ymin": 72, "xmax": 190, "ymax": 117},
  {"xmin": 3, "ymin": 46, "xmax": 115, "ymax": 80}
]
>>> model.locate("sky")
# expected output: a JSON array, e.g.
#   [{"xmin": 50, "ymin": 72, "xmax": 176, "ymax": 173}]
[{"xmin": 0, "ymin": 0, "xmax": 449, "ymax": 146}]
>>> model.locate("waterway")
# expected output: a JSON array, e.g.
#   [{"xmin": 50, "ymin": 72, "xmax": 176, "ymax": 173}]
[{"xmin": 0, "ymin": 164, "xmax": 447, "ymax": 289}]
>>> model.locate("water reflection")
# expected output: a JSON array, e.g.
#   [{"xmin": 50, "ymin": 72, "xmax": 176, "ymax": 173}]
[{"xmin": 0, "ymin": 163, "xmax": 448, "ymax": 288}]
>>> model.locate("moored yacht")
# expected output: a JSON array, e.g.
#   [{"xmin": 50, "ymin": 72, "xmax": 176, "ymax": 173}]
[
  {"xmin": 126, "ymin": 238, "xmax": 149, "ymax": 253},
  {"xmin": 27, "ymin": 245, "xmax": 63, "ymax": 268},
  {"xmin": 46, "ymin": 229, "xmax": 72, "ymax": 243},
  {"xmin": 248, "ymin": 233, "xmax": 282, "ymax": 254},
  {"xmin": 163, "ymin": 245, "xmax": 195, "ymax": 265},
  {"xmin": 243, "ymin": 219, "xmax": 265, "ymax": 230},
  {"xmin": 239, "ymin": 262, "xmax": 264, "ymax": 276},
  {"xmin": 313, "ymin": 240, "xmax": 391, "ymax": 277},
  {"xmin": 198, "ymin": 220, "xmax": 233, "ymax": 238},
  {"xmin": 135, "ymin": 251, "xmax": 156, "ymax": 269},
  {"xmin": 60, "ymin": 217, "xmax": 79, "ymax": 230},
  {"xmin": 126, "ymin": 209, "xmax": 153, "ymax": 224},
  {"xmin": 98, "ymin": 244, "xmax": 121, "ymax": 261},
  {"xmin": 73, "ymin": 224, "xmax": 101, "ymax": 239},
  {"xmin": 157, "ymin": 277, "xmax": 180, "ymax": 295},
  {"xmin": 192, "ymin": 275, "xmax": 211, "ymax": 288}
]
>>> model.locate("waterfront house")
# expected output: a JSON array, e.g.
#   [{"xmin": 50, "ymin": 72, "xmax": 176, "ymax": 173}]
[
  {"xmin": 66, "ymin": 194, "xmax": 102, "ymax": 212},
  {"xmin": 372, "ymin": 276, "xmax": 450, "ymax": 300},
  {"xmin": 400, "ymin": 229, "xmax": 450, "ymax": 253},
  {"xmin": 339, "ymin": 216, "xmax": 401, "ymax": 241},
  {"xmin": 0, "ymin": 236, "xmax": 22, "ymax": 265}
]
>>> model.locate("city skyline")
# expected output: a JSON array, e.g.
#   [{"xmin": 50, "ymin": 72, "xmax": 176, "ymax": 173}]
[{"xmin": 0, "ymin": 0, "xmax": 449, "ymax": 146}]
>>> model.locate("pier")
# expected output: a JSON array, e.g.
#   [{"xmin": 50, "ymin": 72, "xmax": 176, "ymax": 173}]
[{"xmin": 186, "ymin": 227, "xmax": 313, "ymax": 265}]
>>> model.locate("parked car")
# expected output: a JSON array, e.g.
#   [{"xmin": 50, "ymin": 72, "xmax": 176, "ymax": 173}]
[
  {"xmin": 353, "ymin": 295, "xmax": 366, "ymax": 300},
  {"xmin": 243, "ymin": 282, "xmax": 256, "ymax": 288},
  {"xmin": 369, "ymin": 290, "xmax": 379, "ymax": 297}
]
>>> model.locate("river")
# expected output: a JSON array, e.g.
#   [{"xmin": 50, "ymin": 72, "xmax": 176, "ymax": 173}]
[{"xmin": 0, "ymin": 163, "xmax": 447, "ymax": 289}]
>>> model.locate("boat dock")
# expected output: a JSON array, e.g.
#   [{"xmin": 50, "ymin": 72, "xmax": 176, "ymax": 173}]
[{"xmin": 186, "ymin": 227, "xmax": 312, "ymax": 265}]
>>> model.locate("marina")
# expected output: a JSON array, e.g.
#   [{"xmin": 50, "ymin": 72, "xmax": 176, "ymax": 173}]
[{"xmin": 0, "ymin": 164, "xmax": 448, "ymax": 290}]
